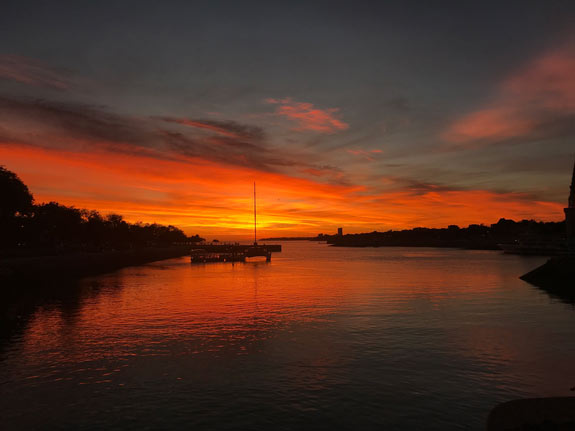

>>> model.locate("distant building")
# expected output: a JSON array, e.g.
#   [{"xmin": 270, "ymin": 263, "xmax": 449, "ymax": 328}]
[
  {"xmin": 565, "ymin": 159, "xmax": 575, "ymax": 237},
  {"xmin": 337, "ymin": 227, "xmax": 343, "ymax": 236}
]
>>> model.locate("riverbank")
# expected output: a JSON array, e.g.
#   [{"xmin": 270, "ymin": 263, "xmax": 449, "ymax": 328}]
[
  {"xmin": 0, "ymin": 246, "xmax": 190, "ymax": 284},
  {"xmin": 328, "ymin": 237, "xmax": 500, "ymax": 250}
]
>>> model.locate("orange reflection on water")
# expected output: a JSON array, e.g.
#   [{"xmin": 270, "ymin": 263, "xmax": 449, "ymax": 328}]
[
  {"xmin": 3, "ymin": 242, "xmax": 575, "ymax": 431},
  {"xmin": 13, "ymin": 245, "xmax": 537, "ymax": 367}
]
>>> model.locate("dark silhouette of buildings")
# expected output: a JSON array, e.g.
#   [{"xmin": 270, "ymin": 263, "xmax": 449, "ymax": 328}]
[
  {"xmin": 518, "ymin": 159, "xmax": 575, "ymax": 300},
  {"xmin": 337, "ymin": 227, "xmax": 343, "ymax": 236},
  {"xmin": 565, "ymin": 159, "xmax": 575, "ymax": 238},
  {"xmin": 323, "ymin": 219, "xmax": 566, "ymax": 250}
]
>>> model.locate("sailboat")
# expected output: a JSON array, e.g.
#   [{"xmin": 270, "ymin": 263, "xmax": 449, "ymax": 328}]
[
  {"xmin": 245, "ymin": 182, "xmax": 272, "ymax": 261},
  {"xmin": 189, "ymin": 182, "xmax": 275, "ymax": 263}
]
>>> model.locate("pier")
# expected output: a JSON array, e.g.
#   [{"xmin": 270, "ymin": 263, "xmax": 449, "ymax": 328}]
[
  {"xmin": 191, "ymin": 243, "xmax": 281, "ymax": 253},
  {"xmin": 189, "ymin": 182, "xmax": 281, "ymax": 263},
  {"xmin": 190, "ymin": 243, "xmax": 281, "ymax": 263}
]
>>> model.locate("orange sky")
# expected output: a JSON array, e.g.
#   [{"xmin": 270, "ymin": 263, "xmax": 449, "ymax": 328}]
[{"xmin": 1, "ymin": 142, "xmax": 565, "ymax": 240}]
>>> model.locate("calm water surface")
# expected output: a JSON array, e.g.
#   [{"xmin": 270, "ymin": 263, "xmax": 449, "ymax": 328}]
[{"xmin": 1, "ymin": 242, "xmax": 575, "ymax": 430}]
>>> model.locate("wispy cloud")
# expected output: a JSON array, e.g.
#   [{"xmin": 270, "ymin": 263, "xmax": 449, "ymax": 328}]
[
  {"xmin": 266, "ymin": 97, "xmax": 349, "ymax": 133},
  {"xmin": 159, "ymin": 117, "xmax": 264, "ymax": 140},
  {"xmin": 0, "ymin": 94, "xmax": 566, "ymax": 238},
  {"xmin": 381, "ymin": 176, "xmax": 463, "ymax": 195},
  {"xmin": 443, "ymin": 44, "xmax": 575, "ymax": 146},
  {"xmin": 346, "ymin": 148, "xmax": 382, "ymax": 161},
  {"xmin": 0, "ymin": 55, "xmax": 70, "ymax": 90},
  {"xmin": 0, "ymin": 95, "xmax": 343, "ymax": 178},
  {"xmin": 0, "ymin": 96, "xmax": 152, "ymax": 147}
]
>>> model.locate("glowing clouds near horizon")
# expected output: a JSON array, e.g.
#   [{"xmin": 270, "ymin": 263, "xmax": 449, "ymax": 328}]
[
  {"xmin": 0, "ymin": 143, "xmax": 564, "ymax": 239},
  {"xmin": 0, "ymin": 48, "xmax": 570, "ymax": 239}
]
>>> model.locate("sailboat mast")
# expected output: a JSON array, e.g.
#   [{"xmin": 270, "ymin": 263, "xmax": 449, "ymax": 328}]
[{"xmin": 253, "ymin": 182, "xmax": 257, "ymax": 244}]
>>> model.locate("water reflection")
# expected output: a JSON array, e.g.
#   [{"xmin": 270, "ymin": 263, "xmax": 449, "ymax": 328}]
[
  {"xmin": 527, "ymin": 282, "xmax": 575, "ymax": 307},
  {"xmin": 1, "ymin": 243, "xmax": 574, "ymax": 430},
  {"xmin": 0, "ymin": 278, "xmax": 88, "ymax": 356}
]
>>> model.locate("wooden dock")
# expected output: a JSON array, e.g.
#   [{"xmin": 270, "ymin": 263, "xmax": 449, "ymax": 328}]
[
  {"xmin": 191, "ymin": 244, "xmax": 282, "ymax": 253},
  {"xmin": 189, "ymin": 243, "xmax": 281, "ymax": 263}
]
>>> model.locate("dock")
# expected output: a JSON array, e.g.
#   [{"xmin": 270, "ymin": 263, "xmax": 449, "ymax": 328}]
[
  {"xmin": 191, "ymin": 244, "xmax": 281, "ymax": 253},
  {"xmin": 190, "ymin": 244, "xmax": 281, "ymax": 263}
]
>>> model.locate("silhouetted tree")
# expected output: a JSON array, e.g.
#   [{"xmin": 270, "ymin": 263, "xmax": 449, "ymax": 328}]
[
  {"xmin": 188, "ymin": 234, "xmax": 204, "ymax": 244},
  {"xmin": 30, "ymin": 202, "xmax": 84, "ymax": 248},
  {"xmin": 0, "ymin": 166, "xmax": 34, "ymax": 248},
  {"xmin": 1, "ymin": 166, "xmax": 204, "ymax": 255},
  {"xmin": 0, "ymin": 166, "xmax": 34, "ymax": 219}
]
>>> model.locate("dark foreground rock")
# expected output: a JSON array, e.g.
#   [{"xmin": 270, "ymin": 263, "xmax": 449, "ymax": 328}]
[
  {"xmin": 520, "ymin": 256, "xmax": 575, "ymax": 302},
  {"xmin": 520, "ymin": 256, "xmax": 575, "ymax": 287},
  {"xmin": 487, "ymin": 397, "xmax": 575, "ymax": 430},
  {"xmin": 0, "ymin": 246, "xmax": 190, "ymax": 284}
]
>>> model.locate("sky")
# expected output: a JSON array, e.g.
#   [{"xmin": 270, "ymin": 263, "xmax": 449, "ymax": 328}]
[{"xmin": 1, "ymin": 0, "xmax": 574, "ymax": 240}]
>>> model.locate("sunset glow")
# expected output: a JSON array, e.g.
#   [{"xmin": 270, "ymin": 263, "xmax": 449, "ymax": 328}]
[
  {"xmin": 3, "ymin": 4, "xmax": 575, "ymax": 430},
  {"xmin": 1, "ymin": 4, "xmax": 573, "ymax": 240},
  {"xmin": 1, "ymin": 141, "xmax": 565, "ymax": 239}
]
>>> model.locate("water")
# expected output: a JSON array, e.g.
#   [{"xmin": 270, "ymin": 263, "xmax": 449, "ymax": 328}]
[{"xmin": 1, "ymin": 242, "xmax": 574, "ymax": 430}]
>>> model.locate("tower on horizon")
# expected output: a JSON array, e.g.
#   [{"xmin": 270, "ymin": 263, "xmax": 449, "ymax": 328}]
[{"xmin": 565, "ymin": 159, "xmax": 575, "ymax": 238}]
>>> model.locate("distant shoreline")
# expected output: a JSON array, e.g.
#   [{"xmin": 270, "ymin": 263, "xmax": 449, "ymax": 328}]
[
  {"xmin": 261, "ymin": 236, "xmax": 500, "ymax": 249},
  {"xmin": 328, "ymin": 240, "xmax": 500, "ymax": 250},
  {"xmin": 264, "ymin": 218, "xmax": 566, "ymax": 250},
  {"xmin": 260, "ymin": 237, "xmax": 318, "ymax": 241}
]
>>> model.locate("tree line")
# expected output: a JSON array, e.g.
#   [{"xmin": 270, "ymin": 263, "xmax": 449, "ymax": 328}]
[
  {"xmin": 1, "ymin": 166, "xmax": 204, "ymax": 254},
  {"xmin": 322, "ymin": 218, "xmax": 566, "ymax": 249}
]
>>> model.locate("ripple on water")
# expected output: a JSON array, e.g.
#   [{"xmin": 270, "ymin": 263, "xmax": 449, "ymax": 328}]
[{"xmin": 0, "ymin": 244, "xmax": 573, "ymax": 430}]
